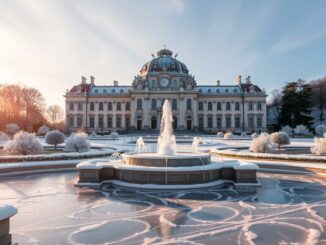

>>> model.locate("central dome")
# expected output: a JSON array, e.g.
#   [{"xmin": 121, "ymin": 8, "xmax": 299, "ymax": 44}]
[{"xmin": 140, "ymin": 48, "xmax": 189, "ymax": 76}]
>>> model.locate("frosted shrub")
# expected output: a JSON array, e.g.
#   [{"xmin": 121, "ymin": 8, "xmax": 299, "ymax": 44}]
[
  {"xmin": 241, "ymin": 132, "xmax": 247, "ymax": 137},
  {"xmin": 281, "ymin": 125, "xmax": 293, "ymax": 136},
  {"xmin": 90, "ymin": 131, "xmax": 97, "ymax": 137},
  {"xmin": 270, "ymin": 132, "xmax": 290, "ymax": 149},
  {"xmin": 315, "ymin": 125, "xmax": 326, "ymax": 137},
  {"xmin": 5, "ymin": 123, "xmax": 19, "ymax": 137},
  {"xmin": 65, "ymin": 132, "xmax": 90, "ymax": 152},
  {"xmin": 110, "ymin": 132, "xmax": 119, "ymax": 140},
  {"xmin": 224, "ymin": 132, "xmax": 233, "ymax": 140},
  {"xmin": 0, "ymin": 132, "xmax": 9, "ymax": 141},
  {"xmin": 217, "ymin": 132, "xmax": 224, "ymax": 138},
  {"xmin": 4, "ymin": 131, "xmax": 43, "ymax": 155},
  {"xmin": 38, "ymin": 125, "xmax": 49, "ymax": 136},
  {"xmin": 311, "ymin": 137, "xmax": 326, "ymax": 155},
  {"xmin": 294, "ymin": 125, "xmax": 309, "ymax": 136},
  {"xmin": 45, "ymin": 130, "xmax": 65, "ymax": 150},
  {"xmin": 251, "ymin": 133, "xmax": 258, "ymax": 139},
  {"xmin": 249, "ymin": 134, "xmax": 274, "ymax": 153}
]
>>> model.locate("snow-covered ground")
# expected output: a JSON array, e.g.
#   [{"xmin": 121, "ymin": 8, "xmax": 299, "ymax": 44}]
[
  {"xmin": 0, "ymin": 172, "xmax": 326, "ymax": 244},
  {"xmin": 1, "ymin": 135, "xmax": 326, "ymax": 244}
]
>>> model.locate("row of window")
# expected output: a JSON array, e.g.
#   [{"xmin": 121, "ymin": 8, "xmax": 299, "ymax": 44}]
[
  {"xmin": 69, "ymin": 102, "xmax": 131, "ymax": 111},
  {"xmin": 69, "ymin": 116, "xmax": 130, "ymax": 129},
  {"xmin": 198, "ymin": 88, "xmax": 238, "ymax": 94},
  {"xmin": 198, "ymin": 115, "xmax": 263, "ymax": 128}
]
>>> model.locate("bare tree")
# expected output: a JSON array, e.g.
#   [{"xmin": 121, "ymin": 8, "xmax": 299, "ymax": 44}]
[{"xmin": 47, "ymin": 105, "xmax": 64, "ymax": 127}]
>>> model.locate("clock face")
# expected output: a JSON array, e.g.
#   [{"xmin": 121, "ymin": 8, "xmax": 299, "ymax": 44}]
[{"xmin": 160, "ymin": 78, "xmax": 169, "ymax": 87}]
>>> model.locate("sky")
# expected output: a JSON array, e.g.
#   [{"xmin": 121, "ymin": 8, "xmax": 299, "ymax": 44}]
[{"xmin": 1, "ymin": 0, "xmax": 326, "ymax": 109}]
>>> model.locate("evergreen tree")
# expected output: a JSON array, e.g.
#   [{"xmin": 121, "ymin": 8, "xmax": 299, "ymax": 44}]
[{"xmin": 280, "ymin": 79, "xmax": 313, "ymax": 129}]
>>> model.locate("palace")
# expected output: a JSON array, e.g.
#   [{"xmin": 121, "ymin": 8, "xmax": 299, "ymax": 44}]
[{"xmin": 65, "ymin": 48, "xmax": 267, "ymax": 133}]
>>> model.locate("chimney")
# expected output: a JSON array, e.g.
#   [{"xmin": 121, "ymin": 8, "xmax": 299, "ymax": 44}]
[
  {"xmin": 216, "ymin": 80, "xmax": 220, "ymax": 86},
  {"xmin": 113, "ymin": 80, "xmax": 119, "ymax": 86},
  {"xmin": 246, "ymin": 75, "xmax": 251, "ymax": 84},
  {"xmin": 236, "ymin": 75, "xmax": 242, "ymax": 85},
  {"xmin": 90, "ymin": 76, "xmax": 95, "ymax": 85},
  {"xmin": 81, "ymin": 76, "xmax": 86, "ymax": 84}
]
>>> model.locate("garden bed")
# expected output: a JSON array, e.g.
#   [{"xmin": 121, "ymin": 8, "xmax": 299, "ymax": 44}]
[{"xmin": 211, "ymin": 146, "xmax": 326, "ymax": 163}]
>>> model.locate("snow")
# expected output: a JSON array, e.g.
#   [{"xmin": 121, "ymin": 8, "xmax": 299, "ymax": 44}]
[{"xmin": 0, "ymin": 205, "xmax": 18, "ymax": 220}]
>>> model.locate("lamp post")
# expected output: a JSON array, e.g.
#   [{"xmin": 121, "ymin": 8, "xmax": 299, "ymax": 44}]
[{"xmin": 291, "ymin": 113, "xmax": 294, "ymax": 128}]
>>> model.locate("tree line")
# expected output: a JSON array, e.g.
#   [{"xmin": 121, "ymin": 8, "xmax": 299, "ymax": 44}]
[
  {"xmin": 0, "ymin": 84, "xmax": 64, "ymax": 132},
  {"xmin": 269, "ymin": 76, "xmax": 326, "ymax": 131}
]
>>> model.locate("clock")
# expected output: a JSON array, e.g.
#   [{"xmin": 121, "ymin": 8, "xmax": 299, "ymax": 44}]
[{"xmin": 160, "ymin": 78, "xmax": 169, "ymax": 87}]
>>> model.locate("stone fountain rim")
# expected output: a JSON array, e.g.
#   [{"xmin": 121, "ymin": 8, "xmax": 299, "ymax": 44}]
[{"xmin": 122, "ymin": 152, "xmax": 211, "ymax": 159}]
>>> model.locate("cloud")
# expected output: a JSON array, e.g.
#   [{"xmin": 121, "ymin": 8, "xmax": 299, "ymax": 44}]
[{"xmin": 271, "ymin": 29, "xmax": 326, "ymax": 54}]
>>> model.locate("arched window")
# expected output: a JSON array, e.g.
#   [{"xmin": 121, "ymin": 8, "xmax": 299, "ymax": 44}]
[
  {"xmin": 103, "ymin": 89, "xmax": 107, "ymax": 93},
  {"xmin": 151, "ymin": 99, "xmax": 157, "ymax": 110},
  {"xmin": 137, "ymin": 99, "xmax": 142, "ymax": 110},
  {"xmin": 172, "ymin": 99, "xmax": 177, "ymax": 110},
  {"xmin": 111, "ymin": 89, "xmax": 115, "ymax": 93},
  {"xmin": 207, "ymin": 89, "xmax": 211, "ymax": 93},
  {"xmin": 225, "ymin": 89, "xmax": 229, "ymax": 93},
  {"xmin": 199, "ymin": 89, "xmax": 203, "ymax": 93},
  {"xmin": 186, "ymin": 99, "xmax": 192, "ymax": 110},
  {"xmin": 120, "ymin": 89, "xmax": 124, "ymax": 93},
  {"xmin": 216, "ymin": 89, "xmax": 220, "ymax": 93}
]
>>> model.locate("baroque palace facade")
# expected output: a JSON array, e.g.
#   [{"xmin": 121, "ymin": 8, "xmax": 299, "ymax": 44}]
[{"xmin": 65, "ymin": 48, "xmax": 267, "ymax": 133}]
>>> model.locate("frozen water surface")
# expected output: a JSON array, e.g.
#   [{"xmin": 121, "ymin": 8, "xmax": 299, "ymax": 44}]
[{"xmin": 1, "ymin": 172, "xmax": 326, "ymax": 244}]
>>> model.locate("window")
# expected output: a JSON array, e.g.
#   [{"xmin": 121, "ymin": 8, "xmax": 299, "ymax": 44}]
[
  {"xmin": 69, "ymin": 103, "xmax": 74, "ymax": 111},
  {"xmin": 248, "ymin": 101, "xmax": 254, "ymax": 111},
  {"xmin": 90, "ymin": 102, "xmax": 95, "ymax": 111},
  {"xmin": 199, "ymin": 89, "xmax": 203, "ymax": 93},
  {"xmin": 111, "ymin": 89, "xmax": 115, "ymax": 93},
  {"xmin": 208, "ymin": 102, "xmax": 212, "ymax": 111},
  {"xmin": 186, "ymin": 99, "xmax": 192, "ymax": 110},
  {"xmin": 103, "ymin": 89, "xmax": 107, "ymax": 93},
  {"xmin": 69, "ymin": 117, "xmax": 74, "ymax": 127},
  {"xmin": 151, "ymin": 99, "xmax": 157, "ymax": 110},
  {"xmin": 77, "ymin": 117, "xmax": 82, "ymax": 127},
  {"xmin": 90, "ymin": 117, "xmax": 95, "ymax": 128},
  {"xmin": 99, "ymin": 102, "xmax": 103, "ymax": 111},
  {"xmin": 225, "ymin": 89, "xmax": 229, "ymax": 93},
  {"xmin": 108, "ymin": 102, "xmax": 112, "ymax": 111},
  {"xmin": 120, "ymin": 89, "xmax": 123, "ymax": 93},
  {"xmin": 216, "ymin": 89, "xmax": 220, "ymax": 93},
  {"xmin": 235, "ymin": 102, "xmax": 240, "ymax": 111},
  {"xmin": 151, "ymin": 80, "xmax": 157, "ymax": 88},
  {"xmin": 98, "ymin": 116, "xmax": 104, "ymax": 129},
  {"xmin": 207, "ymin": 89, "xmax": 211, "ymax": 93},
  {"xmin": 198, "ymin": 117, "xmax": 204, "ymax": 129},
  {"xmin": 125, "ymin": 117, "xmax": 130, "ymax": 128},
  {"xmin": 125, "ymin": 102, "xmax": 130, "ymax": 111},
  {"xmin": 233, "ymin": 88, "xmax": 238, "ymax": 93},
  {"xmin": 248, "ymin": 116, "xmax": 254, "ymax": 128},
  {"xmin": 78, "ymin": 103, "xmax": 83, "ymax": 111},
  {"xmin": 257, "ymin": 116, "xmax": 262, "ymax": 127},
  {"xmin": 226, "ymin": 116, "xmax": 231, "ymax": 128},
  {"xmin": 172, "ymin": 99, "xmax": 177, "ymax": 110},
  {"xmin": 173, "ymin": 80, "xmax": 178, "ymax": 88},
  {"xmin": 116, "ymin": 117, "xmax": 121, "ymax": 128},
  {"xmin": 107, "ymin": 117, "xmax": 112, "ymax": 128},
  {"xmin": 198, "ymin": 102, "xmax": 203, "ymax": 111},
  {"xmin": 226, "ymin": 102, "xmax": 231, "ymax": 111},
  {"xmin": 257, "ymin": 101, "xmax": 262, "ymax": 110},
  {"xmin": 117, "ymin": 102, "xmax": 121, "ymax": 111},
  {"xmin": 217, "ymin": 102, "xmax": 222, "ymax": 111},
  {"xmin": 235, "ymin": 117, "xmax": 240, "ymax": 128},
  {"xmin": 137, "ymin": 99, "xmax": 142, "ymax": 110},
  {"xmin": 94, "ymin": 89, "xmax": 98, "ymax": 93},
  {"xmin": 207, "ymin": 116, "xmax": 213, "ymax": 128},
  {"xmin": 217, "ymin": 117, "xmax": 222, "ymax": 129}
]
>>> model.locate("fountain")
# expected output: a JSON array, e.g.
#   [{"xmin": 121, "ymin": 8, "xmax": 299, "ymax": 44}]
[{"xmin": 76, "ymin": 99, "xmax": 259, "ymax": 189}]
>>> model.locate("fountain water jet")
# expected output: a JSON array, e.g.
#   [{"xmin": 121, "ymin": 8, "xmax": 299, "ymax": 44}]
[
  {"xmin": 157, "ymin": 100, "xmax": 176, "ymax": 156},
  {"xmin": 135, "ymin": 137, "xmax": 146, "ymax": 153}
]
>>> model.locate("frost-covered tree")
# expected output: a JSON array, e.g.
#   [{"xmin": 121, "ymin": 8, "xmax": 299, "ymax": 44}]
[
  {"xmin": 294, "ymin": 125, "xmax": 309, "ymax": 136},
  {"xmin": 110, "ymin": 132, "xmax": 119, "ymax": 140},
  {"xmin": 241, "ymin": 132, "xmax": 247, "ymax": 137},
  {"xmin": 38, "ymin": 125, "xmax": 49, "ymax": 136},
  {"xmin": 64, "ymin": 132, "xmax": 90, "ymax": 152},
  {"xmin": 5, "ymin": 123, "xmax": 19, "ymax": 137},
  {"xmin": 4, "ymin": 131, "xmax": 43, "ymax": 155},
  {"xmin": 251, "ymin": 133, "xmax": 258, "ymax": 139},
  {"xmin": 311, "ymin": 136, "xmax": 326, "ymax": 155},
  {"xmin": 217, "ymin": 132, "xmax": 224, "ymax": 138},
  {"xmin": 249, "ymin": 134, "xmax": 274, "ymax": 153},
  {"xmin": 45, "ymin": 130, "xmax": 65, "ymax": 150},
  {"xmin": 270, "ymin": 132, "xmax": 290, "ymax": 149},
  {"xmin": 0, "ymin": 132, "xmax": 9, "ymax": 141},
  {"xmin": 315, "ymin": 125, "xmax": 326, "ymax": 137},
  {"xmin": 281, "ymin": 125, "xmax": 293, "ymax": 136},
  {"xmin": 224, "ymin": 132, "xmax": 233, "ymax": 140}
]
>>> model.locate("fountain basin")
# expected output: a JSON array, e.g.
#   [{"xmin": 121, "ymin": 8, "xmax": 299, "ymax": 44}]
[
  {"xmin": 75, "ymin": 159, "xmax": 259, "ymax": 189},
  {"xmin": 122, "ymin": 152, "xmax": 211, "ymax": 167}
]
